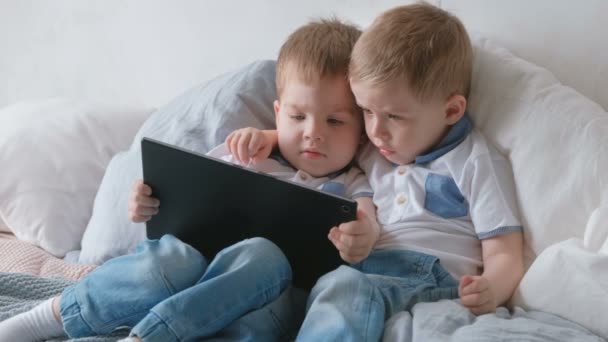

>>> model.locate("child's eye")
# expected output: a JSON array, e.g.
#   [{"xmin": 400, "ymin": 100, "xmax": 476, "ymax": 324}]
[
  {"xmin": 388, "ymin": 114, "xmax": 402, "ymax": 120},
  {"xmin": 327, "ymin": 118, "xmax": 344, "ymax": 125},
  {"xmin": 290, "ymin": 114, "xmax": 305, "ymax": 121}
]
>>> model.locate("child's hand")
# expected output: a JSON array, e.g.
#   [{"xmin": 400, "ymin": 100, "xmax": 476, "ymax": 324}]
[
  {"xmin": 225, "ymin": 128, "xmax": 277, "ymax": 165},
  {"xmin": 328, "ymin": 208, "xmax": 380, "ymax": 264},
  {"xmin": 128, "ymin": 179, "xmax": 160, "ymax": 223},
  {"xmin": 458, "ymin": 275, "xmax": 497, "ymax": 315}
]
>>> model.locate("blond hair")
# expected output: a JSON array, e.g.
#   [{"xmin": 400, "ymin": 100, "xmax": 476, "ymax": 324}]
[
  {"xmin": 350, "ymin": 2, "xmax": 473, "ymax": 102},
  {"xmin": 276, "ymin": 18, "xmax": 361, "ymax": 96}
]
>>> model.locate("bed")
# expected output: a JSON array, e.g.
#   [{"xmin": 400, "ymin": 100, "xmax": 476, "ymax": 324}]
[{"xmin": 1, "ymin": 1, "xmax": 607, "ymax": 341}]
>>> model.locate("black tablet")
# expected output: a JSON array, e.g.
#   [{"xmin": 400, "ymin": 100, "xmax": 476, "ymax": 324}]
[{"xmin": 141, "ymin": 137, "xmax": 356, "ymax": 289}]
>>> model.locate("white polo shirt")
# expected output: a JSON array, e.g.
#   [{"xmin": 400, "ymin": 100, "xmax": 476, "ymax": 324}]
[
  {"xmin": 207, "ymin": 144, "xmax": 373, "ymax": 200},
  {"xmin": 359, "ymin": 114, "xmax": 523, "ymax": 279}
]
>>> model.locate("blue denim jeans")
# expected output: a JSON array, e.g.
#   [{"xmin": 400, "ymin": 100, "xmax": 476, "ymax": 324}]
[
  {"xmin": 296, "ymin": 249, "xmax": 459, "ymax": 342},
  {"xmin": 59, "ymin": 235, "xmax": 293, "ymax": 341}
]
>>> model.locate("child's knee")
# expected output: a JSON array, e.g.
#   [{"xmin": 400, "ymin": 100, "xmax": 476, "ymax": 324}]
[
  {"xmin": 227, "ymin": 237, "xmax": 292, "ymax": 281},
  {"xmin": 245, "ymin": 237, "xmax": 284, "ymax": 257},
  {"xmin": 307, "ymin": 266, "xmax": 372, "ymax": 307},
  {"xmin": 141, "ymin": 235, "xmax": 208, "ymax": 290},
  {"xmin": 315, "ymin": 265, "xmax": 366, "ymax": 290}
]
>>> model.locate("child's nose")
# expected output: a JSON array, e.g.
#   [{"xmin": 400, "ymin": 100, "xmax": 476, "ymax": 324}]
[
  {"xmin": 304, "ymin": 121, "xmax": 324, "ymax": 141},
  {"xmin": 369, "ymin": 118, "xmax": 388, "ymax": 140}
]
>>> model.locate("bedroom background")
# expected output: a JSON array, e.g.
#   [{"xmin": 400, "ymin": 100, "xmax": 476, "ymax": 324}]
[{"xmin": 1, "ymin": 0, "xmax": 607, "ymax": 341}]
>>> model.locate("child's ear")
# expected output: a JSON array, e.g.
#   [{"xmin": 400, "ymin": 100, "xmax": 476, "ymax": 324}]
[
  {"xmin": 444, "ymin": 94, "xmax": 467, "ymax": 125},
  {"xmin": 273, "ymin": 100, "xmax": 280, "ymax": 123}
]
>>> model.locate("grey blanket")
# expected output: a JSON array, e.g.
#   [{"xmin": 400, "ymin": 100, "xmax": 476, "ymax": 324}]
[{"xmin": 0, "ymin": 272, "xmax": 126, "ymax": 341}]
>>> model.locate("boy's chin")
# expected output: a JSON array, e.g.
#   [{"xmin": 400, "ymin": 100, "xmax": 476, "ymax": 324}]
[{"xmin": 382, "ymin": 153, "xmax": 413, "ymax": 165}]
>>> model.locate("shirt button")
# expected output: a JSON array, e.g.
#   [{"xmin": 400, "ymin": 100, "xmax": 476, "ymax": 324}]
[
  {"xmin": 397, "ymin": 195, "xmax": 408, "ymax": 205},
  {"xmin": 299, "ymin": 173, "xmax": 308, "ymax": 181},
  {"xmin": 398, "ymin": 168, "xmax": 407, "ymax": 175}
]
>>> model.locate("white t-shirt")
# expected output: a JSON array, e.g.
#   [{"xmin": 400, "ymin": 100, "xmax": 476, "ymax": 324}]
[
  {"xmin": 359, "ymin": 115, "xmax": 522, "ymax": 279},
  {"xmin": 207, "ymin": 144, "xmax": 373, "ymax": 200}
]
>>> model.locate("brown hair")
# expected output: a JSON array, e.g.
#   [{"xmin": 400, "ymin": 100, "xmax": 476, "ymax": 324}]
[
  {"xmin": 350, "ymin": 2, "xmax": 473, "ymax": 102},
  {"xmin": 276, "ymin": 18, "xmax": 361, "ymax": 96}
]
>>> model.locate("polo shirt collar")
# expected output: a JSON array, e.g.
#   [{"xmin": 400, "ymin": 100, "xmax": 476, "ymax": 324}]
[{"xmin": 414, "ymin": 113, "xmax": 473, "ymax": 164}]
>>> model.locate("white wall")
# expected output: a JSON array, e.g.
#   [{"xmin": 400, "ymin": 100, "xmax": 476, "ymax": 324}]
[
  {"xmin": 443, "ymin": 0, "xmax": 608, "ymax": 110},
  {"xmin": 0, "ymin": 0, "xmax": 428, "ymax": 108},
  {"xmin": 1, "ymin": 0, "xmax": 606, "ymax": 110}
]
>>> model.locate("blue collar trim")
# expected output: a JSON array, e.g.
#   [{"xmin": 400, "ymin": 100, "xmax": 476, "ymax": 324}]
[{"xmin": 414, "ymin": 113, "xmax": 473, "ymax": 164}]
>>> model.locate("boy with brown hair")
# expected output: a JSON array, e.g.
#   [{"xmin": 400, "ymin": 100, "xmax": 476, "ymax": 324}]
[
  {"xmin": 229, "ymin": 3, "xmax": 525, "ymax": 341},
  {"xmin": 0, "ymin": 18, "xmax": 380, "ymax": 342}
]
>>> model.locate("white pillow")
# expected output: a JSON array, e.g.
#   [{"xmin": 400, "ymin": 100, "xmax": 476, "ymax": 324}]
[
  {"xmin": 512, "ymin": 206, "xmax": 608, "ymax": 339},
  {"xmin": 468, "ymin": 36, "xmax": 608, "ymax": 260},
  {"xmin": 0, "ymin": 216, "xmax": 9, "ymax": 233},
  {"xmin": 468, "ymin": 36, "xmax": 608, "ymax": 337},
  {"xmin": 78, "ymin": 60, "xmax": 277, "ymax": 265},
  {"xmin": 0, "ymin": 99, "xmax": 152, "ymax": 256}
]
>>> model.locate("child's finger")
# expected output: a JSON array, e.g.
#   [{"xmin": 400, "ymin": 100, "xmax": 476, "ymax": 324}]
[
  {"xmin": 459, "ymin": 275, "xmax": 475, "ymax": 294},
  {"xmin": 356, "ymin": 207, "xmax": 367, "ymax": 220},
  {"xmin": 328, "ymin": 227, "xmax": 340, "ymax": 243},
  {"xmin": 136, "ymin": 194, "xmax": 160, "ymax": 207},
  {"xmin": 227, "ymin": 131, "xmax": 240, "ymax": 155},
  {"xmin": 460, "ymin": 290, "xmax": 490, "ymax": 307},
  {"xmin": 462, "ymin": 277, "xmax": 487, "ymax": 296},
  {"xmin": 136, "ymin": 181, "xmax": 152, "ymax": 196},
  {"xmin": 130, "ymin": 215, "xmax": 150, "ymax": 223},
  {"xmin": 225, "ymin": 131, "xmax": 235, "ymax": 149},
  {"xmin": 328, "ymin": 228, "xmax": 344, "ymax": 250},
  {"xmin": 248, "ymin": 133, "xmax": 263, "ymax": 156},
  {"xmin": 237, "ymin": 134, "xmax": 252, "ymax": 164},
  {"xmin": 337, "ymin": 222, "xmax": 361, "ymax": 235},
  {"xmin": 337, "ymin": 219, "xmax": 369, "ymax": 235},
  {"xmin": 330, "ymin": 228, "xmax": 356, "ymax": 249},
  {"xmin": 136, "ymin": 206, "xmax": 159, "ymax": 216},
  {"xmin": 339, "ymin": 250, "xmax": 367, "ymax": 264}
]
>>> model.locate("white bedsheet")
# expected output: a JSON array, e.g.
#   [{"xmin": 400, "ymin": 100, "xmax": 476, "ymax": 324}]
[{"xmin": 383, "ymin": 300, "xmax": 604, "ymax": 342}]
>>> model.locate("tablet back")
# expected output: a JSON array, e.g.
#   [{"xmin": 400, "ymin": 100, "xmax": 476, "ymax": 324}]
[{"xmin": 141, "ymin": 138, "xmax": 355, "ymax": 289}]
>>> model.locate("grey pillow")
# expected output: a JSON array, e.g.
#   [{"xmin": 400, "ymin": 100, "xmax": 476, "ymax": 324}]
[{"xmin": 78, "ymin": 60, "xmax": 277, "ymax": 264}]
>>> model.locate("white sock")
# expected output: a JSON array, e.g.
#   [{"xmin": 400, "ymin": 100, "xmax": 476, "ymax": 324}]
[
  {"xmin": 117, "ymin": 337, "xmax": 138, "ymax": 342},
  {"xmin": 0, "ymin": 298, "xmax": 65, "ymax": 341}
]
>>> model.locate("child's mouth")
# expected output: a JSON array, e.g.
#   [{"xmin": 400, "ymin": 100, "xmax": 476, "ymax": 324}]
[
  {"xmin": 378, "ymin": 147, "xmax": 395, "ymax": 156},
  {"xmin": 302, "ymin": 150, "xmax": 324, "ymax": 159}
]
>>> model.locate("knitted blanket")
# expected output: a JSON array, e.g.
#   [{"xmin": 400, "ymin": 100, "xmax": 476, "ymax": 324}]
[{"xmin": 0, "ymin": 272, "xmax": 127, "ymax": 341}]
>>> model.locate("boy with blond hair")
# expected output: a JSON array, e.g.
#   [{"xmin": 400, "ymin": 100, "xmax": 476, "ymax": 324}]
[
  {"xmin": 229, "ymin": 3, "xmax": 525, "ymax": 341},
  {"xmin": 0, "ymin": 18, "xmax": 380, "ymax": 342}
]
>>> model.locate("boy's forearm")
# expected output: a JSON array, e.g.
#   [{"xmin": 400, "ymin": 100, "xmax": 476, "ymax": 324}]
[{"xmin": 482, "ymin": 253, "xmax": 524, "ymax": 306}]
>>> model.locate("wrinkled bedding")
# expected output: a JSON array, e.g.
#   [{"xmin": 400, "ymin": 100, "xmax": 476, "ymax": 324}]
[
  {"xmin": 1, "ymin": 235, "xmax": 604, "ymax": 341},
  {"xmin": 1, "ymin": 271, "xmax": 604, "ymax": 342},
  {"xmin": 383, "ymin": 300, "xmax": 605, "ymax": 342}
]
